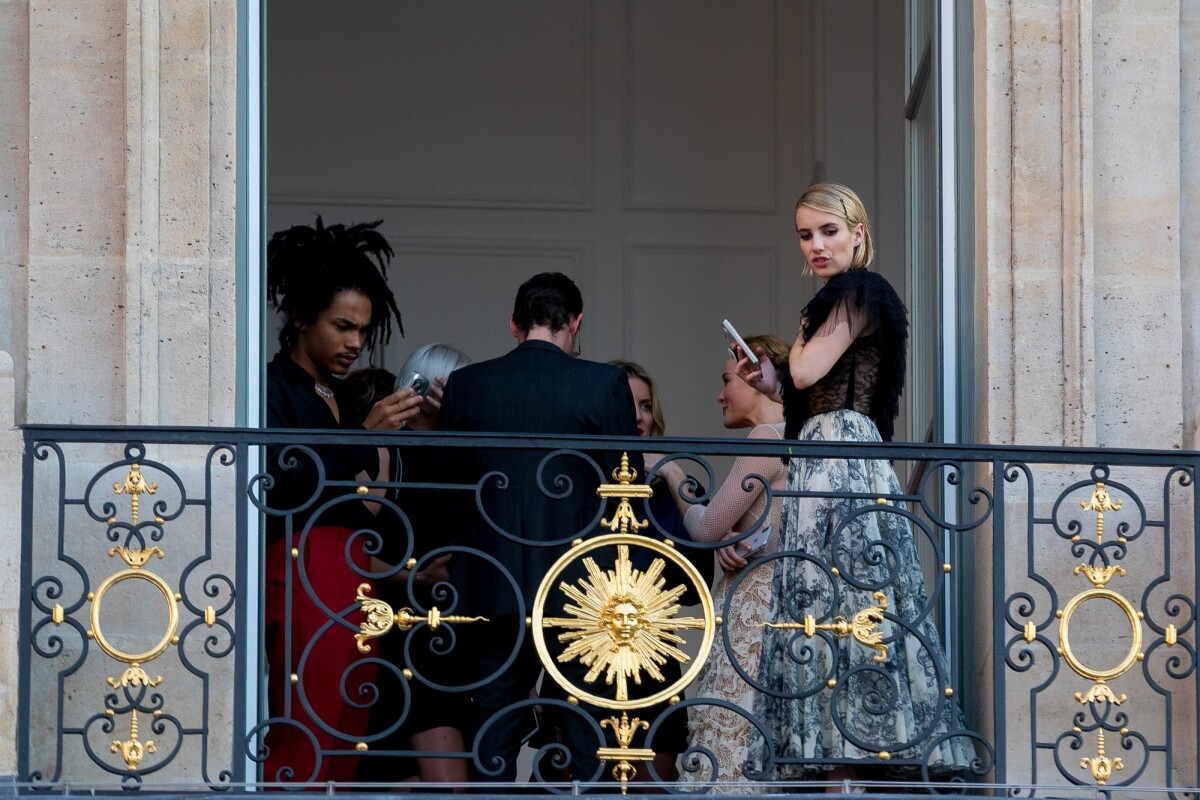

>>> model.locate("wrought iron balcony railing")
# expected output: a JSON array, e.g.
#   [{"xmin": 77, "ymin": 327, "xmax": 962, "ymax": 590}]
[{"xmin": 16, "ymin": 425, "xmax": 1200, "ymax": 794}]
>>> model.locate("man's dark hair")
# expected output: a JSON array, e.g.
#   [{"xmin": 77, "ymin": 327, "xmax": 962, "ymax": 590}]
[
  {"xmin": 266, "ymin": 216, "xmax": 403, "ymax": 352},
  {"xmin": 511, "ymin": 272, "xmax": 582, "ymax": 334}
]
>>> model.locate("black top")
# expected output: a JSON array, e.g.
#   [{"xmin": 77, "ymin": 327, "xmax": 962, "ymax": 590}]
[
  {"xmin": 264, "ymin": 352, "xmax": 380, "ymax": 539},
  {"xmin": 437, "ymin": 339, "xmax": 637, "ymax": 614},
  {"xmin": 782, "ymin": 269, "xmax": 909, "ymax": 442}
]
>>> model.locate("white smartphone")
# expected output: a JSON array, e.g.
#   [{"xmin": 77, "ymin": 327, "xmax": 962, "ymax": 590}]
[
  {"xmin": 722, "ymin": 319, "xmax": 760, "ymax": 369},
  {"xmin": 734, "ymin": 525, "xmax": 771, "ymax": 558}
]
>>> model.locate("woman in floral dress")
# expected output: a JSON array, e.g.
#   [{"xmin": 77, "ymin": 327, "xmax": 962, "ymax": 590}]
[
  {"xmin": 736, "ymin": 183, "xmax": 971, "ymax": 786},
  {"xmin": 656, "ymin": 336, "xmax": 788, "ymax": 786}
]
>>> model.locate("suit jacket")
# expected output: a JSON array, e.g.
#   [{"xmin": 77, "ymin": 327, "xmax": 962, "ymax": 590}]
[{"xmin": 438, "ymin": 339, "xmax": 637, "ymax": 614}]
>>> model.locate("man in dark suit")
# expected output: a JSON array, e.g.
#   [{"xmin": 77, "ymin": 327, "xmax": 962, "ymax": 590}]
[{"xmin": 438, "ymin": 272, "xmax": 637, "ymax": 783}]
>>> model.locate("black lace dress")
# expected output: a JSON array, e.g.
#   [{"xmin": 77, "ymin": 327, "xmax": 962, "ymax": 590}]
[{"xmin": 751, "ymin": 269, "xmax": 972, "ymax": 781}]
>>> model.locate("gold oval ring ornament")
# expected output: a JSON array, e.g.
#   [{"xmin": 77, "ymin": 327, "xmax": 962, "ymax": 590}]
[
  {"xmin": 1058, "ymin": 587, "xmax": 1143, "ymax": 682},
  {"xmin": 90, "ymin": 568, "xmax": 180, "ymax": 663},
  {"xmin": 532, "ymin": 533, "xmax": 715, "ymax": 710}
]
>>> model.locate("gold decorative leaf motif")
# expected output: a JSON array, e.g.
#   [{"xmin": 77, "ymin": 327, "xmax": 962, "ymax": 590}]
[
  {"xmin": 762, "ymin": 591, "xmax": 890, "ymax": 664},
  {"xmin": 354, "ymin": 583, "xmax": 488, "ymax": 653},
  {"xmin": 1073, "ymin": 563, "xmax": 1126, "ymax": 588}
]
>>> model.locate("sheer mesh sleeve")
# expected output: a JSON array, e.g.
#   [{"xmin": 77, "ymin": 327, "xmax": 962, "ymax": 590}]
[
  {"xmin": 783, "ymin": 268, "xmax": 908, "ymax": 441},
  {"xmin": 683, "ymin": 423, "xmax": 786, "ymax": 544}
]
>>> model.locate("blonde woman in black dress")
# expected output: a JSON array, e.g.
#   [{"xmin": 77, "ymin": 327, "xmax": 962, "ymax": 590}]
[{"xmin": 736, "ymin": 184, "xmax": 970, "ymax": 786}]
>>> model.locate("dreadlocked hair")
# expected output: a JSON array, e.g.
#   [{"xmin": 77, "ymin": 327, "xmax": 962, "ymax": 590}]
[{"xmin": 266, "ymin": 216, "xmax": 404, "ymax": 352}]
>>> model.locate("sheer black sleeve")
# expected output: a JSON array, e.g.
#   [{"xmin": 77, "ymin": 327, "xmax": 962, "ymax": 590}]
[{"xmin": 782, "ymin": 269, "xmax": 909, "ymax": 441}]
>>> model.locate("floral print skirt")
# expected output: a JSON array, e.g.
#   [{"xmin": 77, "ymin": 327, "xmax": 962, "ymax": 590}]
[
  {"xmin": 679, "ymin": 560, "xmax": 776, "ymax": 789},
  {"xmin": 750, "ymin": 410, "xmax": 973, "ymax": 781}
]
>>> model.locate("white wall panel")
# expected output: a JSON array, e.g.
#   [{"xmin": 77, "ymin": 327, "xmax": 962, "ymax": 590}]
[
  {"xmin": 269, "ymin": 0, "xmax": 594, "ymax": 208},
  {"xmin": 375, "ymin": 239, "xmax": 594, "ymax": 371},
  {"xmin": 626, "ymin": 1, "xmax": 777, "ymax": 212},
  {"xmin": 267, "ymin": 0, "xmax": 908, "ymax": 443},
  {"xmin": 624, "ymin": 245, "xmax": 775, "ymax": 439}
]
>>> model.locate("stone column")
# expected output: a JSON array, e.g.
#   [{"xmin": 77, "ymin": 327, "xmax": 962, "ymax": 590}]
[
  {"xmin": 0, "ymin": 353, "xmax": 20, "ymax": 777},
  {"xmin": 974, "ymin": 0, "xmax": 1194, "ymax": 789},
  {"xmin": 23, "ymin": 0, "xmax": 237, "ymax": 426},
  {"xmin": 1183, "ymin": 1, "xmax": 1199, "ymax": 450},
  {"xmin": 977, "ymin": 0, "xmax": 1186, "ymax": 451},
  {"xmin": 4, "ymin": 0, "xmax": 240, "ymax": 784}
]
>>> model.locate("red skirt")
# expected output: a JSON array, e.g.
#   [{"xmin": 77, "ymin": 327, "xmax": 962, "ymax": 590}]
[{"xmin": 263, "ymin": 525, "xmax": 375, "ymax": 786}]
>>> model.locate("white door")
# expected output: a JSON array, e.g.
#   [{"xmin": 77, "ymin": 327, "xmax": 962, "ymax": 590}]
[{"xmin": 266, "ymin": 0, "xmax": 908, "ymax": 441}]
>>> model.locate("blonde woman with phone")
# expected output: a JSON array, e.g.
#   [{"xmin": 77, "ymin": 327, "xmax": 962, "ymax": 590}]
[
  {"xmin": 737, "ymin": 183, "xmax": 970, "ymax": 786},
  {"xmin": 654, "ymin": 334, "xmax": 787, "ymax": 786}
]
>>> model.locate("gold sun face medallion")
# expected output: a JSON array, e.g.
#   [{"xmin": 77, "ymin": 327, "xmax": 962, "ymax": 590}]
[{"xmin": 532, "ymin": 534, "xmax": 715, "ymax": 710}]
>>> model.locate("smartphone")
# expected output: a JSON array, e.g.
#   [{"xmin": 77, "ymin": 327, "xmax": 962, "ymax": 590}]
[
  {"xmin": 519, "ymin": 706, "xmax": 541, "ymax": 746},
  {"xmin": 396, "ymin": 370, "xmax": 431, "ymax": 397},
  {"xmin": 734, "ymin": 525, "xmax": 771, "ymax": 558},
  {"xmin": 722, "ymin": 319, "xmax": 760, "ymax": 369}
]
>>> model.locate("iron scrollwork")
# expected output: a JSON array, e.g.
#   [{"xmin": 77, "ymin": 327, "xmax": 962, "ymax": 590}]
[
  {"xmin": 1000, "ymin": 462, "xmax": 1199, "ymax": 793},
  {"xmin": 25, "ymin": 441, "xmax": 238, "ymax": 788},
  {"xmin": 17, "ymin": 427, "xmax": 1199, "ymax": 794}
]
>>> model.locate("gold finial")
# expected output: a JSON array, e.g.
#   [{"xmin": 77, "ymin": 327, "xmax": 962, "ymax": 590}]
[
  {"xmin": 110, "ymin": 709, "xmax": 156, "ymax": 770},
  {"xmin": 761, "ymin": 591, "xmax": 889, "ymax": 663},
  {"xmin": 1080, "ymin": 728, "xmax": 1123, "ymax": 784},
  {"xmin": 1080, "ymin": 483, "xmax": 1122, "ymax": 543},
  {"xmin": 354, "ymin": 584, "xmax": 489, "ymax": 653},
  {"xmin": 598, "ymin": 712, "xmax": 654, "ymax": 795},
  {"xmin": 597, "ymin": 453, "xmax": 654, "ymax": 534},
  {"xmin": 114, "ymin": 464, "xmax": 157, "ymax": 526},
  {"xmin": 612, "ymin": 453, "xmax": 638, "ymax": 485}
]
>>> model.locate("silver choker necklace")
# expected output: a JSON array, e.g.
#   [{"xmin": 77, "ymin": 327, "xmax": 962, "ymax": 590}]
[{"xmin": 314, "ymin": 383, "xmax": 335, "ymax": 399}]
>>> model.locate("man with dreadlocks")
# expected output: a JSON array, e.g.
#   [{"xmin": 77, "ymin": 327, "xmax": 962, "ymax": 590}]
[{"xmin": 261, "ymin": 217, "xmax": 422, "ymax": 786}]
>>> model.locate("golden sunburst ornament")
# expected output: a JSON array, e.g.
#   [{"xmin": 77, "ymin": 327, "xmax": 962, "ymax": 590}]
[
  {"xmin": 532, "ymin": 533, "xmax": 716, "ymax": 710},
  {"xmin": 544, "ymin": 544, "xmax": 706, "ymax": 701}
]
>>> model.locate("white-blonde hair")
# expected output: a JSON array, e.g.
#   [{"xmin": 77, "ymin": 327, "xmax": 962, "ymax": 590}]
[{"xmin": 398, "ymin": 343, "xmax": 471, "ymax": 383}]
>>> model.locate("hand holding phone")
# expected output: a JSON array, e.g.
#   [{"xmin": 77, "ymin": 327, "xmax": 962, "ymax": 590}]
[
  {"xmin": 734, "ymin": 525, "xmax": 771, "ymax": 558},
  {"xmin": 722, "ymin": 319, "xmax": 760, "ymax": 369},
  {"xmin": 396, "ymin": 370, "xmax": 431, "ymax": 398}
]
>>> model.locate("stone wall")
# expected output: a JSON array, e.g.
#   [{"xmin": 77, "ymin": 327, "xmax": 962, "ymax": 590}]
[
  {"xmin": 0, "ymin": 0, "xmax": 239, "ymax": 780},
  {"xmin": 4, "ymin": 0, "xmax": 238, "ymax": 428},
  {"xmin": 973, "ymin": 0, "xmax": 1199, "ymax": 788}
]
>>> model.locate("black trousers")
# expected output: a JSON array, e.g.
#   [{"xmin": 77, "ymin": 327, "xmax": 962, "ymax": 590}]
[{"xmin": 467, "ymin": 613, "xmax": 606, "ymax": 785}]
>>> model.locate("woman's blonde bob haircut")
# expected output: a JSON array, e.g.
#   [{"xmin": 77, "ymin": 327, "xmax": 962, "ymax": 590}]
[{"xmin": 795, "ymin": 182, "xmax": 874, "ymax": 270}]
